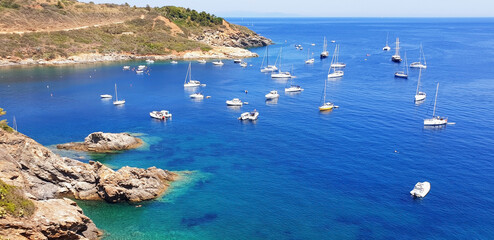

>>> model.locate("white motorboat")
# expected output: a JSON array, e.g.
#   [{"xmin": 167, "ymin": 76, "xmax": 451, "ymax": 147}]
[
  {"xmin": 285, "ymin": 85, "xmax": 303, "ymax": 92},
  {"xmin": 171, "ymin": 60, "xmax": 178, "ymax": 64},
  {"xmin": 410, "ymin": 181, "xmax": 431, "ymax": 198},
  {"xmin": 260, "ymin": 45, "xmax": 279, "ymax": 72},
  {"xmin": 233, "ymin": 59, "xmax": 242, "ymax": 63},
  {"xmin": 226, "ymin": 98, "xmax": 243, "ymax": 106},
  {"xmin": 319, "ymin": 77, "xmax": 334, "ymax": 111},
  {"xmin": 330, "ymin": 44, "xmax": 346, "ymax": 68},
  {"xmin": 197, "ymin": 59, "xmax": 206, "ymax": 64},
  {"xmin": 112, "ymin": 83, "xmax": 125, "ymax": 105},
  {"xmin": 184, "ymin": 62, "xmax": 204, "ymax": 87},
  {"xmin": 240, "ymin": 62, "xmax": 248, "ymax": 67},
  {"xmin": 392, "ymin": 37, "xmax": 402, "ymax": 62},
  {"xmin": 328, "ymin": 45, "xmax": 344, "ymax": 79},
  {"xmin": 265, "ymin": 90, "xmax": 280, "ymax": 99},
  {"xmin": 190, "ymin": 93, "xmax": 204, "ymax": 99},
  {"xmin": 320, "ymin": 36, "xmax": 329, "ymax": 59},
  {"xmin": 311, "ymin": 43, "xmax": 316, "ymax": 46},
  {"xmin": 137, "ymin": 65, "xmax": 146, "ymax": 70},
  {"xmin": 136, "ymin": 70, "xmax": 144, "ymax": 74},
  {"xmin": 146, "ymin": 59, "xmax": 155, "ymax": 64},
  {"xmin": 395, "ymin": 52, "xmax": 409, "ymax": 79},
  {"xmin": 150, "ymin": 110, "xmax": 172, "ymax": 120},
  {"xmin": 424, "ymin": 83, "xmax": 448, "ymax": 126},
  {"xmin": 414, "ymin": 68, "xmax": 426, "ymax": 101},
  {"xmin": 212, "ymin": 60, "xmax": 224, "ymax": 65},
  {"xmin": 238, "ymin": 110, "xmax": 259, "ymax": 121},
  {"xmin": 100, "ymin": 94, "xmax": 112, "ymax": 98},
  {"xmin": 331, "ymin": 40, "xmax": 336, "ymax": 43},
  {"xmin": 123, "ymin": 66, "xmax": 130, "ymax": 70},
  {"xmin": 383, "ymin": 33, "xmax": 391, "ymax": 51},
  {"xmin": 410, "ymin": 44, "xmax": 427, "ymax": 69}
]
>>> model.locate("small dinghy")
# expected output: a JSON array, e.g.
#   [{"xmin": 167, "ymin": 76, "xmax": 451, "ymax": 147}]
[
  {"xmin": 150, "ymin": 110, "xmax": 172, "ymax": 120},
  {"xmin": 100, "ymin": 94, "xmax": 112, "ymax": 98},
  {"xmin": 190, "ymin": 93, "xmax": 204, "ymax": 99},
  {"xmin": 410, "ymin": 181, "xmax": 431, "ymax": 198}
]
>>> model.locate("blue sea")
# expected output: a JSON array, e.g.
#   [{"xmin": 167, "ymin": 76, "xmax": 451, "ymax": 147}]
[{"xmin": 1, "ymin": 18, "xmax": 494, "ymax": 239}]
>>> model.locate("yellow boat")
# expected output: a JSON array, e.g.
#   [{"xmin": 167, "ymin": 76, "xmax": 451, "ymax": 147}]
[{"xmin": 319, "ymin": 102, "xmax": 334, "ymax": 111}]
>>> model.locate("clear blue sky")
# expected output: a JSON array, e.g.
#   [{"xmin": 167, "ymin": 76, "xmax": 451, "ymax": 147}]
[{"xmin": 81, "ymin": 0, "xmax": 494, "ymax": 17}]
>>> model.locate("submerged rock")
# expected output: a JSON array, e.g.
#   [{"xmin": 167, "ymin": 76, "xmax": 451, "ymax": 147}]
[{"xmin": 56, "ymin": 132, "xmax": 143, "ymax": 152}]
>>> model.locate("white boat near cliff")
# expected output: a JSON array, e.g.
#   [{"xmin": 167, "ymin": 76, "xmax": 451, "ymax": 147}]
[
  {"xmin": 112, "ymin": 84, "xmax": 125, "ymax": 105},
  {"xmin": 150, "ymin": 110, "xmax": 172, "ymax": 120},
  {"xmin": 184, "ymin": 62, "xmax": 205, "ymax": 87}
]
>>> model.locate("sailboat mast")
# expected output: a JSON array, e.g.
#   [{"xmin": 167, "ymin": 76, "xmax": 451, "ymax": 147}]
[
  {"xmin": 386, "ymin": 32, "xmax": 389, "ymax": 45},
  {"xmin": 433, "ymin": 83, "xmax": 439, "ymax": 117},
  {"xmin": 395, "ymin": 38, "xmax": 400, "ymax": 56},
  {"xmin": 416, "ymin": 68, "xmax": 422, "ymax": 95},
  {"xmin": 323, "ymin": 77, "xmax": 327, "ymax": 103},
  {"xmin": 114, "ymin": 84, "xmax": 118, "ymax": 101},
  {"xmin": 266, "ymin": 46, "xmax": 269, "ymax": 66},
  {"xmin": 405, "ymin": 52, "xmax": 408, "ymax": 75}
]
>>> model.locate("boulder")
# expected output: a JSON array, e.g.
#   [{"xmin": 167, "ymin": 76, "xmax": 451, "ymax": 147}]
[{"xmin": 56, "ymin": 132, "xmax": 143, "ymax": 152}]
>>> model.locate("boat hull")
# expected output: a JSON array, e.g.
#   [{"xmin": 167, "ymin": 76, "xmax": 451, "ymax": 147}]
[
  {"xmin": 410, "ymin": 181, "xmax": 431, "ymax": 198},
  {"xmin": 328, "ymin": 71, "xmax": 344, "ymax": 79},
  {"xmin": 424, "ymin": 117, "xmax": 447, "ymax": 126}
]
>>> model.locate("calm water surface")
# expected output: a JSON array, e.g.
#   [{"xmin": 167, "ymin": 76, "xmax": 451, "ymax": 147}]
[{"xmin": 1, "ymin": 18, "xmax": 494, "ymax": 239}]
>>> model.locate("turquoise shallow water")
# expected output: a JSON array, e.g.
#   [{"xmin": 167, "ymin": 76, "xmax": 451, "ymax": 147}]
[{"xmin": 1, "ymin": 18, "xmax": 494, "ymax": 239}]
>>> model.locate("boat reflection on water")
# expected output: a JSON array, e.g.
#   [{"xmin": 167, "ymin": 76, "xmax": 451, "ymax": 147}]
[{"xmin": 265, "ymin": 98, "xmax": 278, "ymax": 105}]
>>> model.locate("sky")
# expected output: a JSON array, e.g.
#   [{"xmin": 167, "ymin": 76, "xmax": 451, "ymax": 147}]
[{"xmin": 80, "ymin": 0, "xmax": 494, "ymax": 17}]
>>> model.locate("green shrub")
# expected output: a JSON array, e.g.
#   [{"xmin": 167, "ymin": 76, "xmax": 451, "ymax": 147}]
[{"xmin": 0, "ymin": 180, "xmax": 35, "ymax": 218}]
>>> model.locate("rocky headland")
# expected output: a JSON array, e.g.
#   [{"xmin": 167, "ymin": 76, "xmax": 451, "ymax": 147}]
[
  {"xmin": 0, "ymin": 128, "xmax": 178, "ymax": 239},
  {"xmin": 57, "ymin": 132, "xmax": 143, "ymax": 153}
]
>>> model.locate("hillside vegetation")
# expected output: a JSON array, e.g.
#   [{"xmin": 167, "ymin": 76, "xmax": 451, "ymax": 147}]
[
  {"xmin": 0, "ymin": 0, "xmax": 269, "ymax": 62},
  {"xmin": 0, "ymin": 180, "xmax": 35, "ymax": 218}
]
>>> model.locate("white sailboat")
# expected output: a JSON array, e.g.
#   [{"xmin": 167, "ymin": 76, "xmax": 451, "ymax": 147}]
[
  {"xmin": 271, "ymin": 48, "xmax": 293, "ymax": 78},
  {"xmin": 392, "ymin": 37, "xmax": 402, "ymax": 62},
  {"xmin": 414, "ymin": 68, "xmax": 426, "ymax": 102},
  {"xmin": 383, "ymin": 33, "xmax": 391, "ymax": 51},
  {"xmin": 424, "ymin": 83, "xmax": 448, "ymax": 126},
  {"xmin": 395, "ymin": 52, "xmax": 409, "ymax": 79},
  {"xmin": 319, "ymin": 76, "xmax": 334, "ymax": 111},
  {"xmin": 410, "ymin": 44, "xmax": 427, "ymax": 69},
  {"xmin": 260, "ymin": 46, "xmax": 278, "ymax": 72},
  {"xmin": 330, "ymin": 44, "xmax": 346, "ymax": 68},
  {"xmin": 327, "ymin": 45, "xmax": 344, "ymax": 79},
  {"xmin": 113, "ymin": 84, "xmax": 125, "ymax": 105},
  {"xmin": 305, "ymin": 48, "xmax": 314, "ymax": 64},
  {"xmin": 197, "ymin": 59, "xmax": 206, "ymax": 64},
  {"xmin": 320, "ymin": 36, "xmax": 329, "ymax": 59},
  {"xmin": 183, "ymin": 63, "xmax": 204, "ymax": 87}
]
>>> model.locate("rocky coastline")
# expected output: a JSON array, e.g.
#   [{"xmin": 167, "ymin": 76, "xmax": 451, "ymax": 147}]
[
  {"xmin": 0, "ymin": 128, "xmax": 178, "ymax": 239},
  {"xmin": 0, "ymin": 45, "xmax": 263, "ymax": 67}
]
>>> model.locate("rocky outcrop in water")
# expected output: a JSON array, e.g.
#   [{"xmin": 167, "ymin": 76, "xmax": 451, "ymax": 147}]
[
  {"xmin": 0, "ymin": 128, "xmax": 178, "ymax": 238},
  {"xmin": 56, "ymin": 132, "xmax": 143, "ymax": 152},
  {"xmin": 0, "ymin": 198, "xmax": 101, "ymax": 240}
]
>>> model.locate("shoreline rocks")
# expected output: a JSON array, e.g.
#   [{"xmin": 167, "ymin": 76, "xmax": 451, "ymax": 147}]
[
  {"xmin": 0, "ymin": 45, "xmax": 261, "ymax": 67},
  {"xmin": 57, "ymin": 132, "xmax": 143, "ymax": 153},
  {"xmin": 0, "ymin": 128, "xmax": 178, "ymax": 239}
]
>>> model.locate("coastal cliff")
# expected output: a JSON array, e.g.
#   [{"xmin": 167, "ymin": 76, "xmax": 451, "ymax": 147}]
[
  {"xmin": 0, "ymin": 128, "xmax": 178, "ymax": 239},
  {"xmin": 0, "ymin": 1, "xmax": 271, "ymax": 66}
]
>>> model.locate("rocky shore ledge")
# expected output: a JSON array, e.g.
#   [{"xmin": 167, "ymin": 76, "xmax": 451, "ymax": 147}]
[
  {"xmin": 0, "ymin": 46, "xmax": 260, "ymax": 67},
  {"xmin": 0, "ymin": 128, "xmax": 178, "ymax": 239},
  {"xmin": 57, "ymin": 132, "xmax": 143, "ymax": 152}
]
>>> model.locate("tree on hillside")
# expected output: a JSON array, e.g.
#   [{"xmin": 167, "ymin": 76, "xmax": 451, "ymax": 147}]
[
  {"xmin": 0, "ymin": 107, "xmax": 13, "ymax": 132},
  {"xmin": 145, "ymin": 4, "xmax": 151, "ymax": 12}
]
